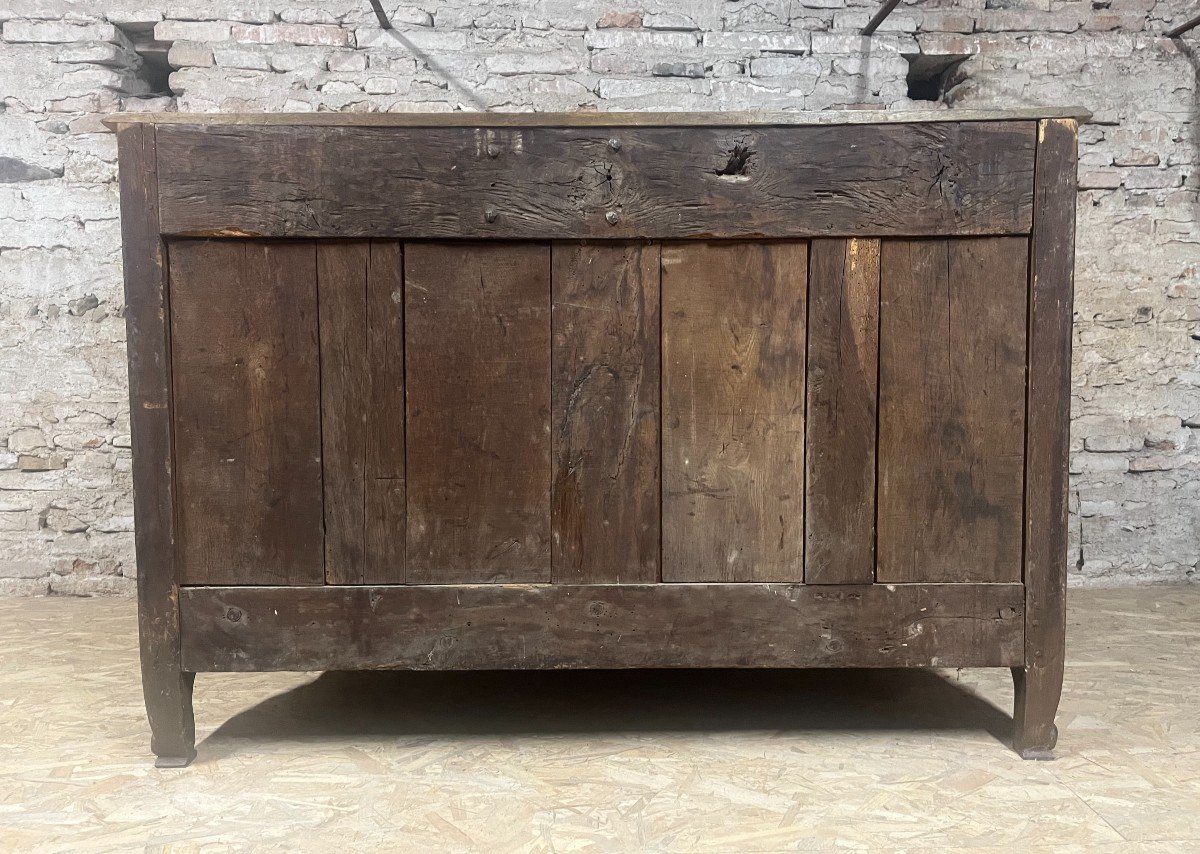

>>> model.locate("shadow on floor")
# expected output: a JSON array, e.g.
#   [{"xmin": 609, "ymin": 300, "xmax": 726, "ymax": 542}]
[{"xmin": 199, "ymin": 668, "xmax": 1016, "ymax": 763}]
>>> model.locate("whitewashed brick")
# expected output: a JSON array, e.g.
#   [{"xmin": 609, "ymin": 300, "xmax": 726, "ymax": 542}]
[
  {"xmin": 585, "ymin": 30, "xmax": 698, "ymax": 50},
  {"xmin": 231, "ymin": 23, "xmax": 351, "ymax": 46},
  {"xmin": 213, "ymin": 44, "xmax": 270, "ymax": 70},
  {"xmin": 702, "ymin": 32, "xmax": 810, "ymax": 54},
  {"xmin": 327, "ymin": 50, "xmax": 367, "ymax": 72},
  {"xmin": 486, "ymin": 52, "xmax": 580, "ymax": 75},
  {"xmin": 154, "ymin": 20, "xmax": 233, "ymax": 42},
  {"xmin": 4, "ymin": 20, "xmax": 118, "ymax": 43},
  {"xmin": 168, "ymin": 40, "xmax": 214, "ymax": 67},
  {"xmin": 750, "ymin": 56, "xmax": 823, "ymax": 77}
]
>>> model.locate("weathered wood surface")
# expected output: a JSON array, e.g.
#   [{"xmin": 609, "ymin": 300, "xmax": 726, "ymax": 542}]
[
  {"xmin": 118, "ymin": 123, "xmax": 196, "ymax": 766},
  {"xmin": 154, "ymin": 122, "xmax": 1037, "ymax": 239},
  {"xmin": 876, "ymin": 238, "xmax": 1028, "ymax": 584},
  {"xmin": 170, "ymin": 239, "xmax": 324, "ymax": 586},
  {"xmin": 318, "ymin": 242, "xmax": 406, "ymax": 584},
  {"xmin": 805, "ymin": 238, "xmax": 880, "ymax": 585},
  {"xmin": 104, "ymin": 106, "xmax": 1092, "ymax": 129},
  {"xmin": 364, "ymin": 241, "xmax": 407, "ymax": 584},
  {"xmin": 551, "ymin": 243, "xmax": 660, "ymax": 583},
  {"xmin": 1015, "ymin": 117, "xmax": 1078, "ymax": 758},
  {"xmin": 662, "ymin": 241, "xmax": 807, "ymax": 582},
  {"xmin": 404, "ymin": 243, "xmax": 552, "ymax": 583},
  {"xmin": 180, "ymin": 583, "xmax": 1026, "ymax": 671},
  {"xmin": 318, "ymin": 243, "xmax": 370, "ymax": 584}
]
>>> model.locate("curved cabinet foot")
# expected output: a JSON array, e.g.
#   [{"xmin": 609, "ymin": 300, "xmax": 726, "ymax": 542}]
[
  {"xmin": 1011, "ymin": 664, "xmax": 1062, "ymax": 760},
  {"xmin": 146, "ymin": 669, "xmax": 197, "ymax": 768}
]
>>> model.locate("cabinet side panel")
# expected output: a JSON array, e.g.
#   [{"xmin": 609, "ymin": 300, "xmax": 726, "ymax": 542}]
[
  {"xmin": 662, "ymin": 241, "xmax": 807, "ymax": 583},
  {"xmin": 119, "ymin": 123, "xmax": 196, "ymax": 759},
  {"xmin": 405, "ymin": 243, "xmax": 552, "ymax": 583},
  {"xmin": 170, "ymin": 240, "xmax": 324, "ymax": 585},
  {"xmin": 551, "ymin": 242, "xmax": 661, "ymax": 583},
  {"xmin": 877, "ymin": 237, "xmax": 1028, "ymax": 583},
  {"xmin": 805, "ymin": 238, "xmax": 880, "ymax": 584},
  {"xmin": 1021, "ymin": 117, "xmax": 1078, "ymax": 710}
]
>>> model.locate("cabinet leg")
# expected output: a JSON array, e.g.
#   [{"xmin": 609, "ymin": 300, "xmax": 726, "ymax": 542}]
[
  {"xmin": 145, "ymin": 668, "xmax": 197, "ymax": 768},
  {"xmin": 1011, "ymin": 663, "xmax": 1061, "ymax": 760}
]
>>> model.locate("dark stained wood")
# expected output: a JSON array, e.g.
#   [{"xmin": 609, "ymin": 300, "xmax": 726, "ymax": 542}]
[
  {"xmin": 405, "ymin": 243, "xmax": 552, "ymax": 583},
  {"xmin": 105, "ymin": 107, "xmax": 1092, "ymax": 130},
  {"xmin": 117, "ymin": 123, "xmax": 195, "ymax": 766},
  {"xmin": 318, "ymin": 242, "xmax": 369, "ymax": 584},
  {"xmin": 170, "ymin": 240, "xmax": 324, "ymax": 586},
  {"xmin": 1014, "ymin": 118, "xmax": 1078, "ymax": 759},
  {"xmin": 364, "ymin": 241, "xmax": 406, "ymax": 584},
  {"xmin": 315, "ymin": 241, "xmax": 406, "ymax": 584},
  {"xmin": 154, "ymin": 122, "xmax": 1037, "ymax": 239},
  {"xmin": 662, "ymin": 242, "xmax": 807, "ymax": 583},
  {"xmin": 551, "ymin": 243, "xmax": 660, "ymax": 583},
  {"xmin": 180, "ymin": 583, "xmax": 1026, "ymax": 672},
  {"xmin": 805, "ymin": 239, "xmax": 880, "ymax": 585},
  {"xmin": 876, "ymin": 238, "xmax": 1028, "ymax": 584}
]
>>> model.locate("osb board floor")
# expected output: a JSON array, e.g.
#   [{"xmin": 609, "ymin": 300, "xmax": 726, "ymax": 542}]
[{"xmin": 0, "ymin": 588, "xmax": 1197, "ymax": 853}]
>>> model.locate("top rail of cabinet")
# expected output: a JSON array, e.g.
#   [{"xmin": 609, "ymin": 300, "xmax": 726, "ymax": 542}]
[{"xmin": 102, "ymin": 107, "xmax": 1091, "ymax": 131}]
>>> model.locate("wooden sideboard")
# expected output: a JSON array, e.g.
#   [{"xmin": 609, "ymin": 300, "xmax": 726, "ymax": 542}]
[{"xmin": 108, "ymin": 108, "xmax": 1084, "ymax": 767}]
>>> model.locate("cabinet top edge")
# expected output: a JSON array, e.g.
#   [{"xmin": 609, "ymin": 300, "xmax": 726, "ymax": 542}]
[{"xmin": 102, "ymin": 107, "xmax": 1090, "ymax": 130}]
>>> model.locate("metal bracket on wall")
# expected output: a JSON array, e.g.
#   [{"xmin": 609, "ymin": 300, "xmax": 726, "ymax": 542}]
[
  {"xmin": 863, "ymin": 0, "xmax": 903, "ymax": 35},
  {"xmin": 367, "ymin": 0, "xmax": 393, "ymax": 30},
  {"xmin": 1165, "ymin": 14, "xmax": 1199, "ymax": 38}
]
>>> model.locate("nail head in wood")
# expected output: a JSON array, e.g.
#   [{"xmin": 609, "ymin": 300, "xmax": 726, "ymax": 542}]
[
  {"xmin": 485, "ymin": 207, "xmax": 498, "ymax": 223},
  {"xmin": 609, "ymin": 138, "xmax": 621, "ymax": 151},
  {"xmin": 605, "ymin": 211, "xmax": 620, "ymax": 224}
]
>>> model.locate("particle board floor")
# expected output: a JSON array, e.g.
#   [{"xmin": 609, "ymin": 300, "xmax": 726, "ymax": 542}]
[{"xmin": 0, "ymin": 588, "xmax": 1197, "ymax": 852}]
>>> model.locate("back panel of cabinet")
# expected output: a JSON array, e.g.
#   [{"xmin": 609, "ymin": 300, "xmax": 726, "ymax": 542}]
[{"xmin": 168, "ymin": 235, "xmax": 1028, "ymax": 587}]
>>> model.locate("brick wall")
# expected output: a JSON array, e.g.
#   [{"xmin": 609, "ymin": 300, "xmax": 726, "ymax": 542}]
[{"xmin": 1, "ymin": 0, "xmax": 1196, "ymax": 593}]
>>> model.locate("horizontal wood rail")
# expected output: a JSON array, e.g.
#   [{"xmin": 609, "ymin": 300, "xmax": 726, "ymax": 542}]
[{"xmin": 180, "ymin": 583, "xmax": 1026, "ymax": 672}]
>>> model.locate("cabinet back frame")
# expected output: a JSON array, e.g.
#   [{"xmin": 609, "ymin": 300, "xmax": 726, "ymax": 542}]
[{"xmin": 117, "ymin": 116, "xmax": 1076, "ymax": 677}]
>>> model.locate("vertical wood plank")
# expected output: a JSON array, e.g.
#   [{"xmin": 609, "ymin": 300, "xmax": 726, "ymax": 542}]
[
  {"xmin": 405, "ymin": 243, "xmax": 551, "ymax": 583},
  {"xmin": 364, "ymin": 241, "xmax": 406, "ymax": 584},
  {"xmin": 318, "ymin": 242, "xmax": 369, "ymax": 584},
  {"xmin": 805, "ymin": 238, "xmax": 880, "ymax": 584},
  {"xmin": 1015, "ymin": 117, "xmax": 1078, "ymax": 755},
  {"xmin": 877, "ymin": 237, "xmax": 1028, "ymax": 583},
  {"xmin": 118, "ymin": 122, "xmax": 195, "ymax": 764},
  {"xmin": 171, "ymin": 240, "xmax": 324, "ymax": 585},
  {"xmin": 551, "ymin": 242, "xmax": 661, "ymax": 584},
  {"xmin": 318, "ymin": 241, "xmax": 406, "ymax": 585},
  {"xmin": 661, "ymin": 241, "xmax": 807, "ymax": 583}
]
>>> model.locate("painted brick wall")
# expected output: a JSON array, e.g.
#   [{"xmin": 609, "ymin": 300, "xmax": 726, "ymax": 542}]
[{"xmin": 1, "ymin": 0, "xmax": 1196, "ymax": 593}]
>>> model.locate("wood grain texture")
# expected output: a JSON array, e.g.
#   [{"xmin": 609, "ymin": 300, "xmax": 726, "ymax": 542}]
[
  {"xmin": 551, "ymin": 243, "xmax": 661, "ymax": 583},
  {"xmin": 405, "ymin": 243, "xmax": 552, "ymax": 583},
  {"xmin": 364, "ymin": 241, "xmax": 406, "ymax": 584},
  {"xmin": 180, "ymin": 583, "xmax": 1026, "ymax": 672},
  {"xmin": 106, "ymin": 106, "xmax": 1092, "ymax": 129},
  {"xmin": 805, "ymin": 238, "xmax": 880, "ymax": 585},
  {"xmin": 318, "ymin": 243, "xmax": 369, "ymax": 584},
  {"xmin": 118, "ymin": 123, "xmax": 196, "ymax": 765},
  {"xmin": 662, "ymin": 242, "xmax": 807, "ymax": 583},
  {"xmin": 876, "ymin": 238, "xmax": 1028, "ymax": 584},
  {"xmin": 155, "ymin": 122, "xmax": 1037, "ymax": 239},
  {"xmin": 317, "ymin": 242, "xmax": 406, "ymax": 584},
  {"xmin": 170, "ymin": 240, "xmax": 324, "ymax": 586},
  {"xmin": 1015, "ymin": 118, "xmax": 1078, "ymax": 757}
]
